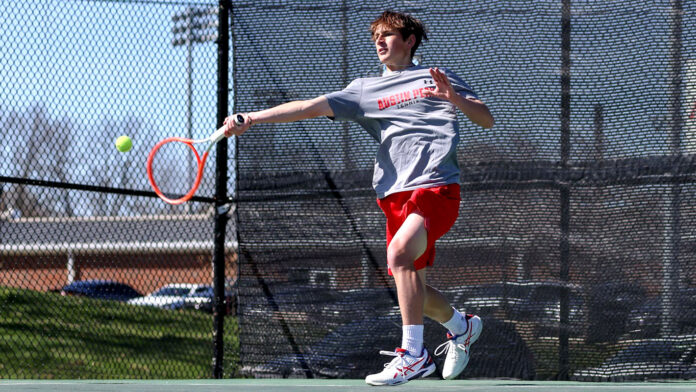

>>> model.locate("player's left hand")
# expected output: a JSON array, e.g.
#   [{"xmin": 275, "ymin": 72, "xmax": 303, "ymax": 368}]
[{"xmin": 422, "ymin": 67, "xmax": 456, "ymax": 102}]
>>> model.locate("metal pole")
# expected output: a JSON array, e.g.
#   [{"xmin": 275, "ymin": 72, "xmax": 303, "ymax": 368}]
[
  {"xmin": 593, "ymin": 104, "xmax": 604, "ymax": 207},
  {"xmin": 558, "ymin": 0, "xmax": 572, "ymax": 381},
  {"xmin": 662, "ymin": 0, "xmax": 683, "ymax": 337},
  {"xmin": 211, "ymin": 0, "xmax": 230, "ymax": 379},
  {"xmin": 173, "ymin": 6, "xmax": 219, "ymax": 213},
  {"xmin": 186, "ymin": 8, "xmax": 194, "ymax": 213},
  {"xmin": 593, "ymin": 104, "xmax": 604, "ymax": 162},
  {"xmin": 340, "ymin": 0, "xmax": 352, "ymax": 172},
  {"xmin": 172, "ymin": 7, "xmax": 219, "ymax": 213}
]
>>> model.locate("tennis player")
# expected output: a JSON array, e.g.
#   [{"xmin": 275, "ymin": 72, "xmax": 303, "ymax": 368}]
[{"xmin": 225, "ymin": 10, "xmax": 494, "ymax": 386}]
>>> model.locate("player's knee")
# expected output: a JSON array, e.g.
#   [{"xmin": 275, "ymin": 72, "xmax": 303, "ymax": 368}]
[{"xmin": 387, "ymin": 239, "xmax": 413, "ymax": 271}]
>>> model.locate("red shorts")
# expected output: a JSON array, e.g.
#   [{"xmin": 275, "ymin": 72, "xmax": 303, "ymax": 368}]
[{"xmin": 376, "ymin": 184, "xmax": 461, "ymax": 274}]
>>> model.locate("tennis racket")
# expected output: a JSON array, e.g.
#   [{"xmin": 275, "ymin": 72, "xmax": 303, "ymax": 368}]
[{"xmin": 147, "ymin": 114, "xmax": 243, "ymax": 205}]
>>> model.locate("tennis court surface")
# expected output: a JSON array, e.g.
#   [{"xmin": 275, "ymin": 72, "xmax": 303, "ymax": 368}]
[{"xmin": 1, "ymin": 380, "xmax": 695, "ymax": 392}]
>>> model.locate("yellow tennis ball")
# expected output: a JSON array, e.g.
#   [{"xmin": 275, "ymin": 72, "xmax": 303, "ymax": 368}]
[{"xmin": 115, "ymin": 135, "xmax": 132, "ymax": 152}]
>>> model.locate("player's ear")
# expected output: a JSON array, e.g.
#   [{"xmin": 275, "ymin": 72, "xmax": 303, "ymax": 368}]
[
  {"xmin": 405, "ymin": 34, "xmax": 416, "ymax": 48},
  {"xmin": 406, "ymin": 34, "xmax": 416, "ymax": 48}
]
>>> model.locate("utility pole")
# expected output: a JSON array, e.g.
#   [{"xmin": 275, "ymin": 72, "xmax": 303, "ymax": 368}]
[{"xmin": 172, "ymin": 7, "xmax": 218, "ymax": 211}]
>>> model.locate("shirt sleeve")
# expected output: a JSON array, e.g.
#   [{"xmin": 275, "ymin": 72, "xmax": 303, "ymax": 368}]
[
  {"xmin": 445, "ymin": 68, "xmax": 479, "ymax": 100},
  {"xmin": 324, "ymin": 79, "xmax": 363, "ymax": 121}
]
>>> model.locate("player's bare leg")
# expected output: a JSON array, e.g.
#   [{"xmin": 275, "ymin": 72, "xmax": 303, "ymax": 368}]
[
  {"xmin": 388, "ymin": 213, "xmax": 458, "ymax": 325},
  {"xmin": 387, "ymin": 213, "xmax": 483, "ymax": 381},
  {"xmin": 388, "ymin": 212, "xmax": 428, "ymax": 326},
  {"xmin": 424, "ymin": 284, "xmax": 455, "ymax": 322},
  {"xmin": 365, "ymin": 213, "xmax": 436, "ymax": 386}
]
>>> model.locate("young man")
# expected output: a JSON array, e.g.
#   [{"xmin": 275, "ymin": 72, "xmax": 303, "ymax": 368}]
[{"xmin": 225, "ymin": 10, "xmax": 494, "ymax": 386}]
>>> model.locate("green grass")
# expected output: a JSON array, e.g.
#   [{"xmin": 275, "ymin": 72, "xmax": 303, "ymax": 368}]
[{"xmin": 0, "ymin": 287, "xmax": 239, "ymax": 379}]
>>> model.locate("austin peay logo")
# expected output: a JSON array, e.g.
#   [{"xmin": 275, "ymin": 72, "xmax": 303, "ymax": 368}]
[{"xmin": 377, "ymin": 84, "xmax": 435, "ymax": 111}]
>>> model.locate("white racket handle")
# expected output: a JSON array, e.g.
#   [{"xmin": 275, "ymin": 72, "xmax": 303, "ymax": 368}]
[
  {"xmin": 210, "ymin": 115, "xmax": 244, "ymax": 144},
  {"xmin": 210, "ymin": 126, "xmax": 227, "ymax": 144}
]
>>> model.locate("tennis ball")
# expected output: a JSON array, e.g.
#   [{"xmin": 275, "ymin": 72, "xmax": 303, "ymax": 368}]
[{"xmin": 115, "ymin": 135, "xmax": 132, "ymax": 152}]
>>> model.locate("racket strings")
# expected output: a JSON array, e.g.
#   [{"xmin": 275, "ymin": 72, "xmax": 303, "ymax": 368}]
[{"xmin": 147, "ymin": 138, "xmax": 211, "ymax": 205}]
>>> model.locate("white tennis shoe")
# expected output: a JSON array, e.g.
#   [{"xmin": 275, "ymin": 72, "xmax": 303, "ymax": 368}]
[
  {"xmin": 434, "ymin": 314, "xmax": 482, "ymax": 380},
  {"xmin": 365, "ymin": 347, "xmax": 436, "ymax": 386}
]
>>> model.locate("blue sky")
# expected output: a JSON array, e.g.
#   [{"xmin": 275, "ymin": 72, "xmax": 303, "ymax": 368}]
[
  {"xmin": 1, "ymin": 0, "xmax": 227, "ymax": 206},
  {"xmin": 2, "ymin": 0, "xmax": 220, "ymax": 145},
  {"xmin": 3, "ymin": 0, "xmax": 696, "ymax": 188}
]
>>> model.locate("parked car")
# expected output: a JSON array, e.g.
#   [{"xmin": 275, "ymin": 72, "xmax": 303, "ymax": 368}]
[
  {"xmin": 571, "ymin": 336, "xmax": 696, "ymax": 381},
  {"xmin": 60, "ymin": 279, "xmax": 142, "ymax": 302},
  {"xmin": 319, "ymin": 287, "xmax": 398, "ymax": 328},
  {"xmin": 510, "ymin": 281, "xmax": 585, "ymax": 338},
  {"xmin": 241, "ymin": 284, "xmax": 340, "ymax": 322},
  {"xmin": 586, "ymin": 282, "xmax": 646, "ymax": 343},
  {"xmin": 128, "ymin": 283, "xmax": 211, "ymax": 310},
  {"xmin": 626, "ymin": 288, "xmax": 696, "ymax": 338},
  {"xmin": 442, "ymin": 281, "xmax": 584, "ymax": 332},
  {"xmin": 180, "ymin": 286, "xmax": 236, "ymax": 315},
  {"xmin": 444, "ymin": 283, "xmax": 526, "ymax": 317},
  {"xmin": 241, "ymin": 315, "xmax": 535, "ymax": 380}
]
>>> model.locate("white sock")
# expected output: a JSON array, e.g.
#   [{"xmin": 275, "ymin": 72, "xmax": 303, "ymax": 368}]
[
  {"xmin": 401, "ymin": 325, "xmax": 424, "ymax": 356},
  {"xmin": 442, "ymin": 308, "xmax": 468, "ymax": 336}
]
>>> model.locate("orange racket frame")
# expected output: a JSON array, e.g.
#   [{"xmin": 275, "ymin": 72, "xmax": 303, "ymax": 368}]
[{"xmin": 147, "ymin": 115, "xmax": 242, "ymax": 205}]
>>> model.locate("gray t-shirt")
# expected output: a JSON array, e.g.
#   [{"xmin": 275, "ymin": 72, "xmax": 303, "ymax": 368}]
[{"xmin": 324, "ymin": 65, "xmax": 478, "ymax": 198}]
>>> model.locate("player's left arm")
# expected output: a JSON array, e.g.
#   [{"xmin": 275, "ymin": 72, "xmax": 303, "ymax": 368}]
[{"xmin": 423, "ymin": 67, "xmax": 495, "ymax": 129}]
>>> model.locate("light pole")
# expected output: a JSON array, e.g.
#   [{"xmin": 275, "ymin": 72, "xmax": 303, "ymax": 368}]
[{"xmin": 172, "ymin": 7, "xmax": 218, "ymax": 210}]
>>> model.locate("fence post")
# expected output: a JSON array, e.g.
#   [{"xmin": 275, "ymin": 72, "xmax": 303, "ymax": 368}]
[
  {"xmin": 212, "ymin": 0, "xmax": 230, "ymax": 379},
  {"xmin": 558, "ymin": 0, "xmax": 572, "ymax": 381},
  {"xmin": 662, "ymin": 0, "xmax": 683, "ymax": 337}
]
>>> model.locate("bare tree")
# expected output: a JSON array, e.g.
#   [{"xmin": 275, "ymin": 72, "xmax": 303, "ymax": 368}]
[
  {"xmin": 88, "ymin": 117, "xmax": 143, "ymax": 216},
  {"xmin": 86, "ymin": 116, "xmax": 186, "ymax": 216},
  {"xmin": 0, "ymin": 105, "xmax": 71, "ymax": 218}
]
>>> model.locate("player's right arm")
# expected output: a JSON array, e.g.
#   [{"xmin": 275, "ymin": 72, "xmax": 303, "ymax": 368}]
[{"xmin": 224, "ymin": 96, "xmax": 333, "ymax": 137}]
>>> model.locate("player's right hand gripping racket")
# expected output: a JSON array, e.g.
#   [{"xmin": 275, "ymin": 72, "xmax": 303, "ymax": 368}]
[{"xmin": 147, "ymin": 114, "xmax": 243, "ymax": 205}]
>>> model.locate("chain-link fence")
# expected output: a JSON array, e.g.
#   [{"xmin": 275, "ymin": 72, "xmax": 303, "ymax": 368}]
[
  {"xmin": 233, "ymin": 0, "xmax": 696, "ymax": 381},
  {"xmin": 3, "ymin": 0, "xmax": 696, "ymax": 382},
  {"xmin": 1, "ymin": 0, "xmax": 237, "ymax": 379}
]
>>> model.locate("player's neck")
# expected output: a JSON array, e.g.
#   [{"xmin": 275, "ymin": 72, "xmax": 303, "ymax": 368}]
[{"xmin": 384, "ymin": 60, "xmax": 415, "ymax": 72}]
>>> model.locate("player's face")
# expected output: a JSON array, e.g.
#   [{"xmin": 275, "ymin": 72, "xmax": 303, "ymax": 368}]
[{"xmin": 372, "ymin": 26, "xmax": 414, "ymax": 71}]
